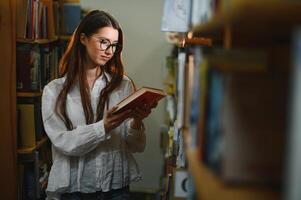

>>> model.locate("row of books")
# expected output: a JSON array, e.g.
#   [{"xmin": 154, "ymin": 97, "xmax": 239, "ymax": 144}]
[
  {"xmin": 16, "ymin": 42, "xmax": 62, "ymax": 92},
  {"xmin": 16, "ymin": 42, "xmax": 63, "ymax": 149},
  {"xmin": 16, "ymin": 0, "xmax": 59, "ymax": 39},
  {"xmin": 18, "ymin": 144, "xmax": 52, "ymax": 199},
  {"xmin": 160, "ymin": 46, "xmax": 196, "ymax": 200},
  {"xmin": 16, "ymin": 0, "xmax": 82, "ymax": 39}
]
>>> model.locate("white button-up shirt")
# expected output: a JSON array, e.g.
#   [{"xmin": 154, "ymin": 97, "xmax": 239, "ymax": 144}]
[{"xmin": 42, "ymin": 73, "xmax": 146, "ymax": 199}]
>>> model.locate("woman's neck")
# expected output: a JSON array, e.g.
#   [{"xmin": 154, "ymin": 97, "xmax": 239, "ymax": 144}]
[
  {"xmin": 86, "ymin": 65, "xmax": 102, "ymax": 90},
  {"xmin": 86, "ymin": 66, "xmax": 101, "ymax": 79}
]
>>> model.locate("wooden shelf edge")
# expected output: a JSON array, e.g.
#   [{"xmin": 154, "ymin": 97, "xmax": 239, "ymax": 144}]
[
  {"xmin": 185, "ymin": 148, "xmax": 280, "ymax": 200},
  {"xmin": 59, "ymin": 35, "xmax": 72, "ymax": 40},
  {"xmin": 16, "ymin": 37, "xmax": 58, "ymax": 44},
  {"xmin": 183, "ymin": 37, "xmax": 213, "ymax": 47},
  {"xmin": 17, "ymin": 136, "xmax": 48, "ymax": 154},
  {"xmin": 17, "ymin": 92, "xmax": 42, "ymax": 97}
]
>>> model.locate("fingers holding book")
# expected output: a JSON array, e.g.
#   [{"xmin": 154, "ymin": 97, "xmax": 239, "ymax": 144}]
[
  {"xmin": 132, "ymin": 101, "xmax": 158, "ymax": 121},
  {"xmin": 148, "ymin": 100, "xmax": 158, "ymax": 109},
  {"xmin": 104, "ymin": 100, "xmax": 159, "ymax": 132},
  {"xmin": 104, "ymin": 106, "xmax": 132, "ymax": 133}
]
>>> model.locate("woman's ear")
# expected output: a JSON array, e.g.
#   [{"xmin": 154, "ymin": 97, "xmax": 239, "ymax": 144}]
[{"xmin": 80, "ymin": 33, "xmax": 87, "ymax": 46}]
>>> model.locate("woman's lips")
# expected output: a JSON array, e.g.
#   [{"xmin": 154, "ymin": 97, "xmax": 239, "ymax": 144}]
[
  {"xmin": 99, "ymin": 56, "xmax": 110, "ymax": 62},
  {"xmin": 101, "ymin": 56, "xmax": 110, "ymax": 60}
]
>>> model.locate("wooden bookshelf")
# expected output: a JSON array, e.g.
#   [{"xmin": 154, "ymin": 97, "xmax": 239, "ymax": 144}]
[
  {"xmin": 17, "ymin": 92, "xmax": 42, "ymax": 97},
  {"xmin": 192, "ymin": 0, "xmax": 301, "ymax": 47},
  {"xmin": 161, "ymin": 0, "xmax": 298, "ymax": 199},
  {"xmin": 16, "ymin": 37, "xmax": 58, "ymax": 44},
  {"xmin": 1, "ymin": 0, "xmax": 18, "ymax": 198},
  {"xmin": 186, "ymin": 148, "xmax": 280, "ymax": 200},
  {"xmin": 17, "ymin": 136, "xmax": 48, "ymax": 154},
  {"xmin": 183, "ymin": 130, "xmax": 280, "ymax": 200}
]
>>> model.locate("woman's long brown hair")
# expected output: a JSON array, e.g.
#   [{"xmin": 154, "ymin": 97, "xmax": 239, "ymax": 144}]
[{"xmin": 55, "ymin": 10, "xmax": 125, "ymax": 130}]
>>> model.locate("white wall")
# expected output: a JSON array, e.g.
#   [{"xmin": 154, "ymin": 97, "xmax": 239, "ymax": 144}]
[{"xmin": 80, "ymin": 0, "xmax": 172, "ymax": 192}]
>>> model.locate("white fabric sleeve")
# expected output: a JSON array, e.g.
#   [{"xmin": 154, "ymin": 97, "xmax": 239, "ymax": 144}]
[
  {"xmin": 42, "ymin": 85, "xmax": 110, "ymax": 157},
  {"xmin": 122, "ymin": 80, "xmax": 146, "ymax": 153}
]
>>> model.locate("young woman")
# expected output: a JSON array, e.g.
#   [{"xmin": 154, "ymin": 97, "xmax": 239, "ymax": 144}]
[{"xmin": 42, "ymin": 10, "xmax": 157, "ymax": 200}]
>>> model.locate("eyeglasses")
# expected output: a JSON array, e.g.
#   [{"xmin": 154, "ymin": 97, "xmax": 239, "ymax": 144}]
[{"xmin": 90, "ymin": 36, "xmax": 121, "ymax": 54}]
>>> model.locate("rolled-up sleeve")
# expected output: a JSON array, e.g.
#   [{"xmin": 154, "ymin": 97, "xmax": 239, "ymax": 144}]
[{"xmin": 42, "ymin": 85, "xmax": 110, "ymax": 157}]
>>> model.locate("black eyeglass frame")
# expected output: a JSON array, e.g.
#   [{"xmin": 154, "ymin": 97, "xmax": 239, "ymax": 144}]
[{"xmin": 89, "ymin": 36, "xmax": 122, "ymax": 54}]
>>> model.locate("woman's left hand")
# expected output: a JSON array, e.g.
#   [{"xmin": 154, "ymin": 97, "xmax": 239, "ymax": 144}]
[{"xmin": 130, "ymin": 101, "xmax": 158, "ymax": 129}]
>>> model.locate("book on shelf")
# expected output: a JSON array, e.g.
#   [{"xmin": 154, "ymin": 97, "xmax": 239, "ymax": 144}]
[
  {"xmin": 173, "ymin": 169, "xmax": 189, "ymax": 200},
  {"xmin": 184, "ymin": 54, "xmax": 195, "ymax": 130},
  {"xmin": 203, "ymin": 68, "xmax": 225, "ymax": 173},
  {"xmin": 176, "ymin": 50, "xmax": 186, "ymax": 128},
  {"xmin": 17, "ymin": 96, "xmax": 44, "ymax": 148},
  {"xmin": 40, "ymin": 0, "xmax": 56, "ymax": 39},
  {"xmin": 16, "ymin": 0, "xmax": 28, "ymax": 38},
  {"xmin": 161, "ymin": 0, "xmax": 191, "ymax": 32},
  {"xmin": 191, "ymin": 0, "xmax": 216, "ymax": 27},
  {"xmin": 63, "ymin": 3, "xmax": 81, "ymax": 35},
  {"xmin": 23, "ymin": 162, "xmax": 36, "ymax": 199},
  {"xmin": 16, "ymin": 44, "xmax": 40, "ymax": 92},
  {"xmin": 16, "ymin": 0, "xmax": 58, "ymax": 40},
  {"xmin": 16, "ymin": 43, "xmax": 61, "ymax": 92},
  {"xmin": 113, "ymin": 86, "xmax": 166, "ymax": 114}
]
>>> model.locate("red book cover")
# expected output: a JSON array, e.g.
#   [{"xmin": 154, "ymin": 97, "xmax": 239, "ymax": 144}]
[{"xmin": 113, "ymin": 86, "xmax": 166, "ymax": 114}]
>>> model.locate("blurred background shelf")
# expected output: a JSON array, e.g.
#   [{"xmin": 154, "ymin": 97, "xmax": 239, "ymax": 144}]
[
  {"xmin": 192, "ymin": 0, "xmax": 301, "ymax": 47},
  {"xmin": 183, "ymin": 130, "xmax": 280, "ymax": 200}
]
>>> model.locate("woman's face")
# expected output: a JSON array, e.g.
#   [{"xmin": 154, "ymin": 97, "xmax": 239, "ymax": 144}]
[{"xmin": 81, "ymin": 26, "xmax": 119, "ymax": 67}]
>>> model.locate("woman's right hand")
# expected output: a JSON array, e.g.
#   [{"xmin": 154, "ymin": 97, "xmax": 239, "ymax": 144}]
[{"xmin": 103, "ymin": 106, "xmax": 132, "ymax": 133}]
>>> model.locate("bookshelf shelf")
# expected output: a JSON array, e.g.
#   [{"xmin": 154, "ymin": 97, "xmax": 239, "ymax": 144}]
[
  {"xmin": 192, "ymin": 0, "xmax": 301, "ymax": 46},
  {"xmin": 16, "ymin": 37, "xmax": 58, "ymax": 44},
  {"xmin": 59, "ymin": 35, "xmax": 71, "ymax": 40},
  {"xmin": 182, "ymin": 37, "xmax": 213, "ymax": 47},
  {"xmin": 17, "ymin": 92, "xmax": 42, "ymax": 97},
  {"xmin": 183, "ymin": 130, "xmax": 280, "ymax": 200},
  {"xmin": 17, "ymin": 136, "xmax": 48, "ymax": 154}
]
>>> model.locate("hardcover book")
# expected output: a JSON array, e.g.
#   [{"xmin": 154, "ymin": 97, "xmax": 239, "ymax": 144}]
[
  {"xmin": 161, "ymin": 0, "xmax": 191, "ymax": 32},
  {"xmin": 113, "ymin": 87, "xmax": 166, "ymax": 114},
  {"xmin": 63, "ymin": 3, "xmax": 81, "ymax": 35},
  {"xmin": 17, "ymin": 96, "xmax": 44, "ymax": 148}
]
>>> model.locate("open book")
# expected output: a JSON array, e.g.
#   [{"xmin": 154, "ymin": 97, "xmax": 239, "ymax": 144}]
[{"xmin": 113, "ymin": 86, "xmax": 166, "ymax": 114}]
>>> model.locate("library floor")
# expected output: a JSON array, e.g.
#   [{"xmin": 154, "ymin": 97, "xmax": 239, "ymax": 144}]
[{"xmin": 129, "ymin": 191, "xmax": 158, "ymax": 200}]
